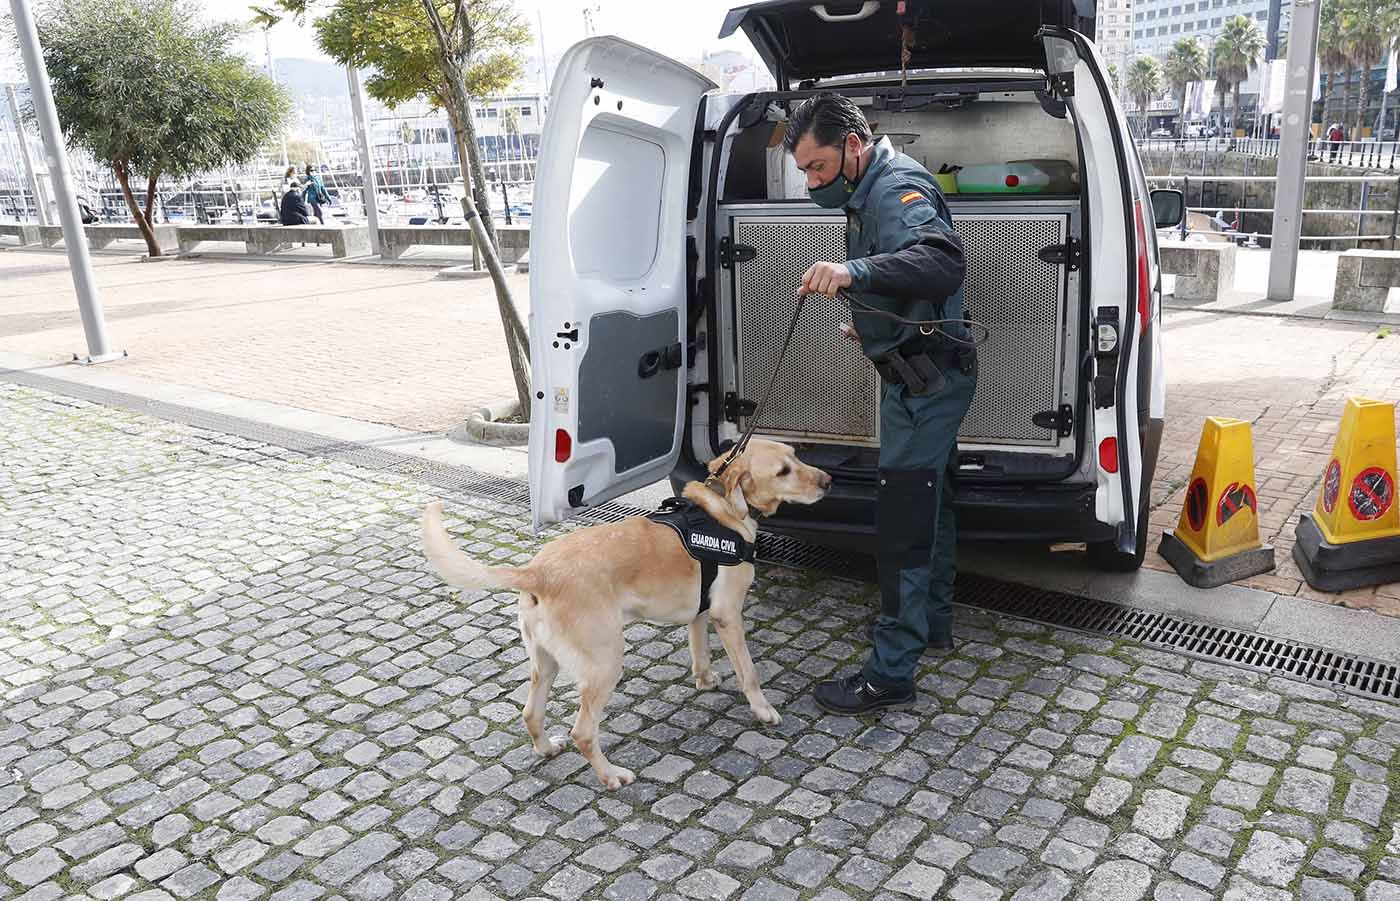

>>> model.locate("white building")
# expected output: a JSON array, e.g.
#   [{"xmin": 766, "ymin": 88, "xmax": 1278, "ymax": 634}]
[
  {"xmin": 1131, "ymin": 0, "xmax": 1291, "ymax": 122},
  {"xmin": 698, "ymin": 50, "xmax": 775, "ymax": 94},
  {"xmin": 367, "ymin": 92, "xmax": 547, "ymax": 181},
  {"xmin": 1133, "ymin": 0, "xmax": 1285, "ymax": 61},
  {"xmin": 1096, "ymin": 0, "xmax": 1135, "ymax": 78}
]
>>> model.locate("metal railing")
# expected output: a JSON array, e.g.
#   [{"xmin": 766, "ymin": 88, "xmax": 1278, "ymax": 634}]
[
  {"xmin": 1148, "ymin": 172, "xmax": 1400, "ymax": 248},
  {"xmin": 0, "ymin": 164, "xmax": 536, "ymax": 229},
  {"xmin": 1138, "ymin": 136, "xmax": 1400, "ymax": 170}
]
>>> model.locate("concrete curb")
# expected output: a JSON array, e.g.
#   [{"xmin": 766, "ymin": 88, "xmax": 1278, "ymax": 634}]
[
  {"xmin": 450, "ymin": 399, "xmax": 529, "ymax": 446},
  {"xmin": 436, "ymin": 265, "xmax": 492, "ymax": 280}
]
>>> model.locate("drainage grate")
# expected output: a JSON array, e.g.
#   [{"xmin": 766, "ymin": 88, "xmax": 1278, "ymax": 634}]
[
  {"xmin": 6, "ymin": 366, "xmax": 1399, "ymax": 703},
  {"xmin": 956, "ymin": 574, "xmax": 1400, "ymax": 702}
]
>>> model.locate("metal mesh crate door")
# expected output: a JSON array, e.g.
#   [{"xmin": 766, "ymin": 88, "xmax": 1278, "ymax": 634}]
[{"xmin": 733, "ymin": 213, "xmax": 1067, "ymax": 447}]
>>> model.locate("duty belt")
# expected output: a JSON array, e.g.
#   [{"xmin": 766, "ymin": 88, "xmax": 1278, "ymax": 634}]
[{"xmin": 872, "ymin": 340, "xmax": 973, "ymax": 395}]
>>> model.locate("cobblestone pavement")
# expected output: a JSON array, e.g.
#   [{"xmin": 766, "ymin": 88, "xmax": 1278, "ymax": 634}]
[{"xmin": 5, "ymin": 381, "xmax": 1400, "ymax": 901}]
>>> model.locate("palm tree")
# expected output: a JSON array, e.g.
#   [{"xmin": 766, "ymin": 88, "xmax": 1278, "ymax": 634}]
[
  {"xmin": 1127, "ymin": 56, "xmax": 1164, "ymax": 137},
  {"xmin": 1339, "ymin": 0, "xmax": 1393, "ymax": 136},
  {"xmin": 1318, "ymin": 0, "xmax": 1348, "ymax": 128},
  {"xmin": 1165, "ymin": 37, "xmax": 1208, "ymax": 137},
  {"xmin": 1214, "ymin": 16, "xmax": 1266, "ymax": 135}
]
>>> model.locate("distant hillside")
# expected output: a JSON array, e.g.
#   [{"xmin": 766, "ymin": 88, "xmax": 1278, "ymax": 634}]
[{"xmin": 272, "ymin": 58, "xmax": 349, "ymax": 100}]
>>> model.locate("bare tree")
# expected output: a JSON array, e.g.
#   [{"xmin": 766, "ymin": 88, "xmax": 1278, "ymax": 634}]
[{"xmin": 420, "ymin": 0, "xmax": 530, "ymax": 415}]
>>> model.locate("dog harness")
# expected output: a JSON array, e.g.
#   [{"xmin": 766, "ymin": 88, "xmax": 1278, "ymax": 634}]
[{"xmin": 645, "ymin": 497, "xmax": 755, "ymax": 613}]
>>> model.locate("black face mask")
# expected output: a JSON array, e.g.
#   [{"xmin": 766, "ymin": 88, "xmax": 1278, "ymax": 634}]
[{"xmin": 808, "ymin": 134, "xmax": 859, "ymax": 208}]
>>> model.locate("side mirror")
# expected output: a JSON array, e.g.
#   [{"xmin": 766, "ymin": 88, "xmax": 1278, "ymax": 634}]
[{"xmin": 1151, "ymin": 189, "xmax": 1185, "ymax": 229}]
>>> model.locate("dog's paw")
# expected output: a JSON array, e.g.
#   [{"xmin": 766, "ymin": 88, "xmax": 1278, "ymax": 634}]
[
  {"xmin": 751, "ymin": 703, "xmax": 782, "ymax": 726},
  {"xmin": 535, "ymin": 736, "xmax": 567, "ymax": 758},
  {"xmin": 694, "ymin": 670, "xmax": 721, "ymax": 690},
  {"xmin": 599, "ymin": 766, "xmax": 636, "ymax": 791}
]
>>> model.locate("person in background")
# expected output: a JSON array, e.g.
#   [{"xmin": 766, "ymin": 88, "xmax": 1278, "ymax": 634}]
[
  {"xmin": 279, "ymin": 177, "xmax": 312, "ymax": 226},
  {"xmin": 303, "ymin": 164, "xmax": 332, "ymax": 225},
  {"xmin": 1329, "ymin": 123, "xmax": 1345, "ymax": 162}
]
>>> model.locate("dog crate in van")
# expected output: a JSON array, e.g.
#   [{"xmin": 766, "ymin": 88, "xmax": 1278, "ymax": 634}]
[{"xmin": 528, "ymin": 0, "xmax": 1177, "ymax": 572}]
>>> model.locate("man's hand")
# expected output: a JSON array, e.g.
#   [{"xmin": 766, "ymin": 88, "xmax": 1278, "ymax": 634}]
[
  {"xmin": 839, "ymin": 322, "xmax": 861, "ymax": 343},
  {"xmin": 799, "ymin": 261, "xmax": 852, "ymax": 297}
]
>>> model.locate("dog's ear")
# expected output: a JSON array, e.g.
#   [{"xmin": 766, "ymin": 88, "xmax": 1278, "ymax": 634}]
[
  {"xmin": 715, "ymin": 449, "xmax": 748, "ymax": 495},
  {"xmin": 740, "ymin": 471, "xmax": 780, "ymax": 517},
  {"xmin": 729, "ymin": 471, "xmax": 752, "ymax": 519}
]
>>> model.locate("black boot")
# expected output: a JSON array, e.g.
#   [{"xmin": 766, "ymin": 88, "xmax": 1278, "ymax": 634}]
[
  {"xmin": 927, "ymin": 611, "xmax": 955, "ymax": 653},
  {"xmin": 814, "ymin": 673, "xmax": 915, "ymax": 714}
]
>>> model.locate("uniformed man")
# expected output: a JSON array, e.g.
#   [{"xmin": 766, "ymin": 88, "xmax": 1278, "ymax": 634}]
[{"xmin": 787, "ymin": 93, "xmax": 977, "ymax": 715}]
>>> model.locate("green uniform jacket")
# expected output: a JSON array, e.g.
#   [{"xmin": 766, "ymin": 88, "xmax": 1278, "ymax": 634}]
[{"xmin": 842, "ymin": 137, "xmax": 967, "ymax": 358}]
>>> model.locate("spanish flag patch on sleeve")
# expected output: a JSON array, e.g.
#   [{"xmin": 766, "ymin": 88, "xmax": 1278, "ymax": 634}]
[{"xmin": 900, "ymin": 190, "xmax": 926, "ymax": 205}]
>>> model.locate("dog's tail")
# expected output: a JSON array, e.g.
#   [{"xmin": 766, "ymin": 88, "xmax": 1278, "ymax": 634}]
[{"xmin": 421, "ymin": 501, "xmax": 535, "ymax": 593}]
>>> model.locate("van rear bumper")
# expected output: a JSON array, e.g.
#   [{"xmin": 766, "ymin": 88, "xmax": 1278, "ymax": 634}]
[{"xmin": 671, "ymin": 458, "xmax": 1111, "ymax": 553}]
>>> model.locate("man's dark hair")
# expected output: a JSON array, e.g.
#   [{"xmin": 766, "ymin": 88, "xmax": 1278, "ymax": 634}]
[{"xmin": 783, "ymin": 92, "xmax": 871, "ymax": 154}]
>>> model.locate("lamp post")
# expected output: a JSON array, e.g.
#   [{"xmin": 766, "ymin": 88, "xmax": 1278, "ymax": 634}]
[
  {"xmin": 9, "ymin": 0, "xmax": 118, "ymax": 363},
  {"xmin": 1267, "ymin": 0, "xmax": 1322, "ymax": 301}
]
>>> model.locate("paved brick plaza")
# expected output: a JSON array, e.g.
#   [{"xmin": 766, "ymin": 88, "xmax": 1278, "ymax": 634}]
[{"xmin": 3, "ymin": 382, "xmax": 1400, "ymax": 900}]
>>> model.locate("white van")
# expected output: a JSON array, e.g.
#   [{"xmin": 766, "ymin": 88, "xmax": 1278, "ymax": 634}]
[{"xmin": 527, "ymin": 0, "xmax": 1185, "ymax": 571}]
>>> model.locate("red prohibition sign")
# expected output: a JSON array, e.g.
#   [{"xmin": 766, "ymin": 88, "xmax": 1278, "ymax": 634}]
[
  {"xmin": 1217, "ymin": 482, "xmax": 1257, "ymax": 526},
  {"xmin": 1322, "ymin": 459, "xmax": 1341, "ymax": 514},
  {"xmin": 1185, "ymin": 478, "xmax": 1208, "ymax": 532},
  {"xmin": 1349, "ymin": 467, "xmax": 1395, "ymax": 522}
]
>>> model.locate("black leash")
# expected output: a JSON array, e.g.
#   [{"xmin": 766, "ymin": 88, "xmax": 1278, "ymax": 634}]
[
  {"xmin": 705, "ymin": 288, "xmax": 992, "ymax": 488},
  {"xmin": 837, "ymin": 289, "xmax": 992, "ymax": 347},
  {"xmin": 707, "ymin": 293, "xmax": 809, "ymax": 488}
]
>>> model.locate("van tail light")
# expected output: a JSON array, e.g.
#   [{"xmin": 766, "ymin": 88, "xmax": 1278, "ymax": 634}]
[
  {"xmin": 554, "ymin": 429, "xmax": 572, "ymax": 463},
  {"xmin": 1134, "ymin": 201, "xmax": 1150, "ymax": 333},
  {"xmin": 1099, "ymin": 437, "xmax": 1119, "ymax": 473}
]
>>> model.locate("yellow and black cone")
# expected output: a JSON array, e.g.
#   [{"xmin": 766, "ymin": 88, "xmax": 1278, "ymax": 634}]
[
  {"xmin": 1294, "ymin": 397, "xmax": 1400, "ymax": 591},
  {"xmin": 1159, "ymin": 417, "xmax": 1276, "ymax": 588}
]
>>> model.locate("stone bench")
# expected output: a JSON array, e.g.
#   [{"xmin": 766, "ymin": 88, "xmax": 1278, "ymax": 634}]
[
  {"xmin": 1159, "ymin": 242, "xmax": 1237, "ymax": 302},
  {"xmin": 86, "ymin": 223, "xmax": 180, "ymax": 252},
  {"xmin": 177, "ymin": 224, "xmax": 370, "ymax": 258},
  {"xmin": 253, "ymin": 224, "xmax": 371, "ymax": 258},
  {"xmin": 378, "ymin": 223, "xmax": 529, "ymax": 263},
  {"xmin": 0, "ymin": 223, "xmax": 41, "ymax": 246},
  {"xmin": 36, "ymin": 223, "xmax": 180, "ymax": 252},
  {"xmin": 1333, "ymin": 250, "xmax": 1400, "ymax": 312},
  {"xmin": 496, "ymin": 224, "xmax": 529, "ymax": 265},
  {"xmin": 176, "ymin": 225, "xmax": 265, "ymax": 255},
  {"xmin": 0, "ymin": 223, "xmax": 179, "ymax": 252}
]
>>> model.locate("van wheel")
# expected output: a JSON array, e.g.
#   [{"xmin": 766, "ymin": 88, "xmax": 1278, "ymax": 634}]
[{"xmin": 1086, "ymin": 500, "xmax": 1150, "ymax": 572}]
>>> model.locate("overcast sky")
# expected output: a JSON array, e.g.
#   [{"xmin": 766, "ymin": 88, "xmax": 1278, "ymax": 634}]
[{"xmin": 3, "ymin": 0, "xmax": 762, "ymax": 86}]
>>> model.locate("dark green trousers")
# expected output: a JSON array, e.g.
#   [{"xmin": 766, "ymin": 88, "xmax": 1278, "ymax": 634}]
[{"xmin": 863, "ymin": 367, "xmax": 977, "ymax": 690}]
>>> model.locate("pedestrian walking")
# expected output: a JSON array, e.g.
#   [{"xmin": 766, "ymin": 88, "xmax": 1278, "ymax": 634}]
[{"xmin": 303, "ymin": 164, "xmax": 331, "ymax": 225}]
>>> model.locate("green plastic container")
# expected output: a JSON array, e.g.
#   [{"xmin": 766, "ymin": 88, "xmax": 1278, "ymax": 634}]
[{"xmin": 955, "ymin": 159, "xmax": 1079, "ymax": 194}]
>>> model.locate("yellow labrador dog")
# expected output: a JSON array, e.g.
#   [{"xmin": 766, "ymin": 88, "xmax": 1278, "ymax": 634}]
[{"xmin": 421, "ymin": 439, "xmax": 831, "ymax": 789}]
